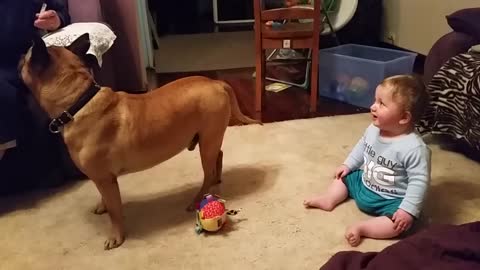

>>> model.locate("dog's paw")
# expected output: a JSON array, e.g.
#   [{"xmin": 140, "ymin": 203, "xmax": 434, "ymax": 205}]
[
  {"xmin": 104, "ymin": 235, "xmax": 125, "ymax": 250},
  {"xmin": 92, "ymin": 202, "xmax": 108, "ymax": 215}
]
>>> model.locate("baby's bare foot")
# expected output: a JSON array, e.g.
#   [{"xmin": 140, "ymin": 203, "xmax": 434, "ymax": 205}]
[
  {"xmin": 303, "ymin": 196, "xmax": 335, "ymax": 211},
  {"xmin": 345, "ymin": 225, "xmax": 362, "ymax": 247}
]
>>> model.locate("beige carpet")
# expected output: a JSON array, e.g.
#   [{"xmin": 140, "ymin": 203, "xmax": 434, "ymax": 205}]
[
  {"xmin": 154, "ymin": 31, "xmax": 255, "ymax": 73},
  {"xmin": 1, "ymin": 114, "xmax": 480, "ymax": 270}
]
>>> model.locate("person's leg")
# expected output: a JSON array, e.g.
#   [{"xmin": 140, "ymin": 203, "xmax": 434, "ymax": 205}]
[
  {"xmin": 0, "ymin": 71, "xmax": 19, "ymax": 161},
  {"xmin": 0, "ymin": 68, "xmax": 69, "ymax": 194},
  {"xmin": 303, "ymin": 179, "xmax": 348, "ymax": 210},
  {"xmin": 14, "ymin": 79, "xmax": 69, "ymax": 188},
  {"xmin": 345, "ymin": 216, "xmax": 401, "ymax": 247}
]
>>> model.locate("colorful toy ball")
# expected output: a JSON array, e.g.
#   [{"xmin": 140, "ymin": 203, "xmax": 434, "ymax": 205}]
[{"xmin": 195, "ymin": 194, "xmax": 227, "ymax": 234}]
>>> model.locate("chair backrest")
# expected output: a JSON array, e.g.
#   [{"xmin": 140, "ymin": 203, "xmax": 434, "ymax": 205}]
[{"xmin": 253, "ymin": 0, "xmax": 322, "ymax": 24}]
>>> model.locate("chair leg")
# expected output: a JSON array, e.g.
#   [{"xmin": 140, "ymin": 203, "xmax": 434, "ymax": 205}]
[
  {"xmin": 255, "ymin": 48, "xmax": 265, "ymax": 119},
  {"xmin": 310, "ymin": 47, "xmax": 319, "ymax": 113}
]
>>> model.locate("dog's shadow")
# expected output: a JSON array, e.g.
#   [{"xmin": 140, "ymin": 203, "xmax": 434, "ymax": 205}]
[
  {"xmin": 0, "ymin": 181, "xmax": 83, "ymax": 216},
  {"xmin": 117, "ymin": 165, "xmax": 278, "ymax": 239}
]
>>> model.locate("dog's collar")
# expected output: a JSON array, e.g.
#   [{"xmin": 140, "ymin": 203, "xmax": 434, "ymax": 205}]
[{"xmin": 49, "ymin": 82, "xmax": 102, "ymax": 134}]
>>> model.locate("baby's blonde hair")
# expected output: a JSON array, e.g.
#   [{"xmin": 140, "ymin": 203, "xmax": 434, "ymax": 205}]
[{"xmin": 380, "ymin": 75, "xmax": 429, "ymax": 123}]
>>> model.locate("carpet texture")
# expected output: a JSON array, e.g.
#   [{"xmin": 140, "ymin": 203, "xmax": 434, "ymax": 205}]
[
  {"xmin": 1, "ymin": 113, "xmax": 479, "ymax": 270},
  {"xmin": 154, "ymin": 31, "xmax": 255, "ymax": 73}
]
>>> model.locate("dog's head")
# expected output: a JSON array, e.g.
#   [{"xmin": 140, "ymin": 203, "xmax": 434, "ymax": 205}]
[{"xmin": 19, "ymin": 33, "xmax": 98, "ymax": 116}]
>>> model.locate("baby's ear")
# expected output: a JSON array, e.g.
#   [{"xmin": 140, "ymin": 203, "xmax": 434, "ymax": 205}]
[{"xmin": 399, "ymin": 111, "xmax": 412, "ymax": 125}]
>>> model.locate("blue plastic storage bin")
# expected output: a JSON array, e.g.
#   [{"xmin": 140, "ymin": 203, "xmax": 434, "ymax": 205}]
[{"xmin": 318, "ymin": 44, "xmax": 417, "ymax": 108}]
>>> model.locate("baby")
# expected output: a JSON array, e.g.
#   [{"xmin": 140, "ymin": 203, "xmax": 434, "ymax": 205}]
[{"xmin": 304, "ymin": 75, "xmax": 431, "ymax": 246}]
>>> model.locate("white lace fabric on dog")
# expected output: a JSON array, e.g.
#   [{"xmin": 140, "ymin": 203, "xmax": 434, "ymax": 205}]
[{"xmin": 42, "ymin": 22, "xmax": 117, "ymax": 67}]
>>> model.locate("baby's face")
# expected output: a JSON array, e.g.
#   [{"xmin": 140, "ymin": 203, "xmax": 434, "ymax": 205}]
[{"xmin": 369, "ymin": 85, "xmax": 409, "ymax": 132}]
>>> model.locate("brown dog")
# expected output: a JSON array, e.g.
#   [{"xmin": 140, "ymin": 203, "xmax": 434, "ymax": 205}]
[{"xmin": 19, "ymin": 33, "xmax": 260, "ymax": 250}]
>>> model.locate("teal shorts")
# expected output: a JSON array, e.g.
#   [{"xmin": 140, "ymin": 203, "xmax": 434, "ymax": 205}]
[{"xmin": 344, "ymin": 170, "xmax": 402, "ymax": 218}]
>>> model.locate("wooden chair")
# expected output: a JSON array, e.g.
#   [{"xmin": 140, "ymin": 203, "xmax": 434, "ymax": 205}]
[{"xmin": 253, "ymin": 0, "xmax": 322, "ymax": 120}]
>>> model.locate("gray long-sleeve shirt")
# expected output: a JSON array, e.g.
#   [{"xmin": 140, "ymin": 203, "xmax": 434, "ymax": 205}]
[{"xmin": 344, "ymin": 124, "xmax": 431, "ymax": 217}]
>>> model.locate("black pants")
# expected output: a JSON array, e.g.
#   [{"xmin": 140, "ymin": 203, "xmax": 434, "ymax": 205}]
[
  {"xmin": 0, "ymin": 67, "xmax": 83, "ymax": 195},
  {"xmin": 0, "ymin": 68, "xmax": 18, "ymax": 146}
]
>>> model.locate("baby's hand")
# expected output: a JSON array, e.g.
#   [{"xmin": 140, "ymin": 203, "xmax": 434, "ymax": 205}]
[
  {"xmin": 334, "ymin": 164, "xmax": 350, "ymax": 180},
  {"xmin": 392, "ymin": 209, "xmax": 414, "ymax": 232}
]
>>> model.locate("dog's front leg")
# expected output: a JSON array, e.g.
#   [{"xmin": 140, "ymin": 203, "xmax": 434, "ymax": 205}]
[
  {"xmin": 92, "ymin": 176, "xmax": 125, "ymax": 250},
  {"xmin": 187, "ymin": 148, "xmax": 223, "ymax": 211},
  {"xmin": 215, "ymin": 150, "xmax": 223, "ymax": 184},
  {"xmin": 92, "ymin": 198, "xmax": 107, "ymax": 215}
]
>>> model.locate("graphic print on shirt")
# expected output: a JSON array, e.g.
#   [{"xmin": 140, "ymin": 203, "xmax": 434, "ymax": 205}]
[{"xmin": 362, "ymin": 141, "xmax": 399, "ymax": 196}]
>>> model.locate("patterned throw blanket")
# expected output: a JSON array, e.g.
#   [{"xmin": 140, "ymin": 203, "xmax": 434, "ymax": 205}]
[{"xmin": 417, "ymin": 51, "xmax": 480, "ymax": 152}]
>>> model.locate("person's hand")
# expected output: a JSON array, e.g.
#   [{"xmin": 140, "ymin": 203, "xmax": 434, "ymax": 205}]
[
  {"xmin": 334, "ymin": 164, "xmax": 350, "ymax": 180},
  {"xmin": 392, "ymin": 209, "xmax": 414, "ymax": 232},
  {"xmin": 34, "ymin": 10, "xmax": 61, "ymax": 31}
]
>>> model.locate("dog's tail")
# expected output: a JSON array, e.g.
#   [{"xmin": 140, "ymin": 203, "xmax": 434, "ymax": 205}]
[{"xmin": 219, "ymin": 81, "xmax": 262, "ymax": 125}]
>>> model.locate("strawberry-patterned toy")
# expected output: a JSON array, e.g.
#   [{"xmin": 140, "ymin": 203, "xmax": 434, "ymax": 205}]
[{"xmin": 195, "ymin": 194, "xmax": 232, "ymax": 234}]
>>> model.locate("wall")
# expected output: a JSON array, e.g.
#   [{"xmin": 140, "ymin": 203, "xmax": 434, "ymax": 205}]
[
  {"xmin": 382, "ymin": 0, "xmax": 479, "ymax": 55},
  {"xmin": 100, "ymin": 0, "xmax": 145, "ymax": 92},
  {"xmin": 136, "ymin": 0, "xmax": 155, "ymax": 70}
]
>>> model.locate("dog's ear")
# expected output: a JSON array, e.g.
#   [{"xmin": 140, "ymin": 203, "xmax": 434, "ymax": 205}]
[
  {"xmin": 31, "ymin": 34, "xmax": 51, "ymax": 69},
  {"xmin": 66, "ymin": 33, "xmax": 100, "ymax": 70},
  {"xmin": 67, "ymin": 33, "xmax": 91, "ymax": 58},
  {"xmin": 84, "ymin": 54, "xmax": 101, "ymax": 73}
]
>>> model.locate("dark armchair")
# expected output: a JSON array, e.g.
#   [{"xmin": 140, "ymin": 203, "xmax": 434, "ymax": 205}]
[{"xmin": 424, "ymin": 8, "xmax": 480, "ymax": 84}]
